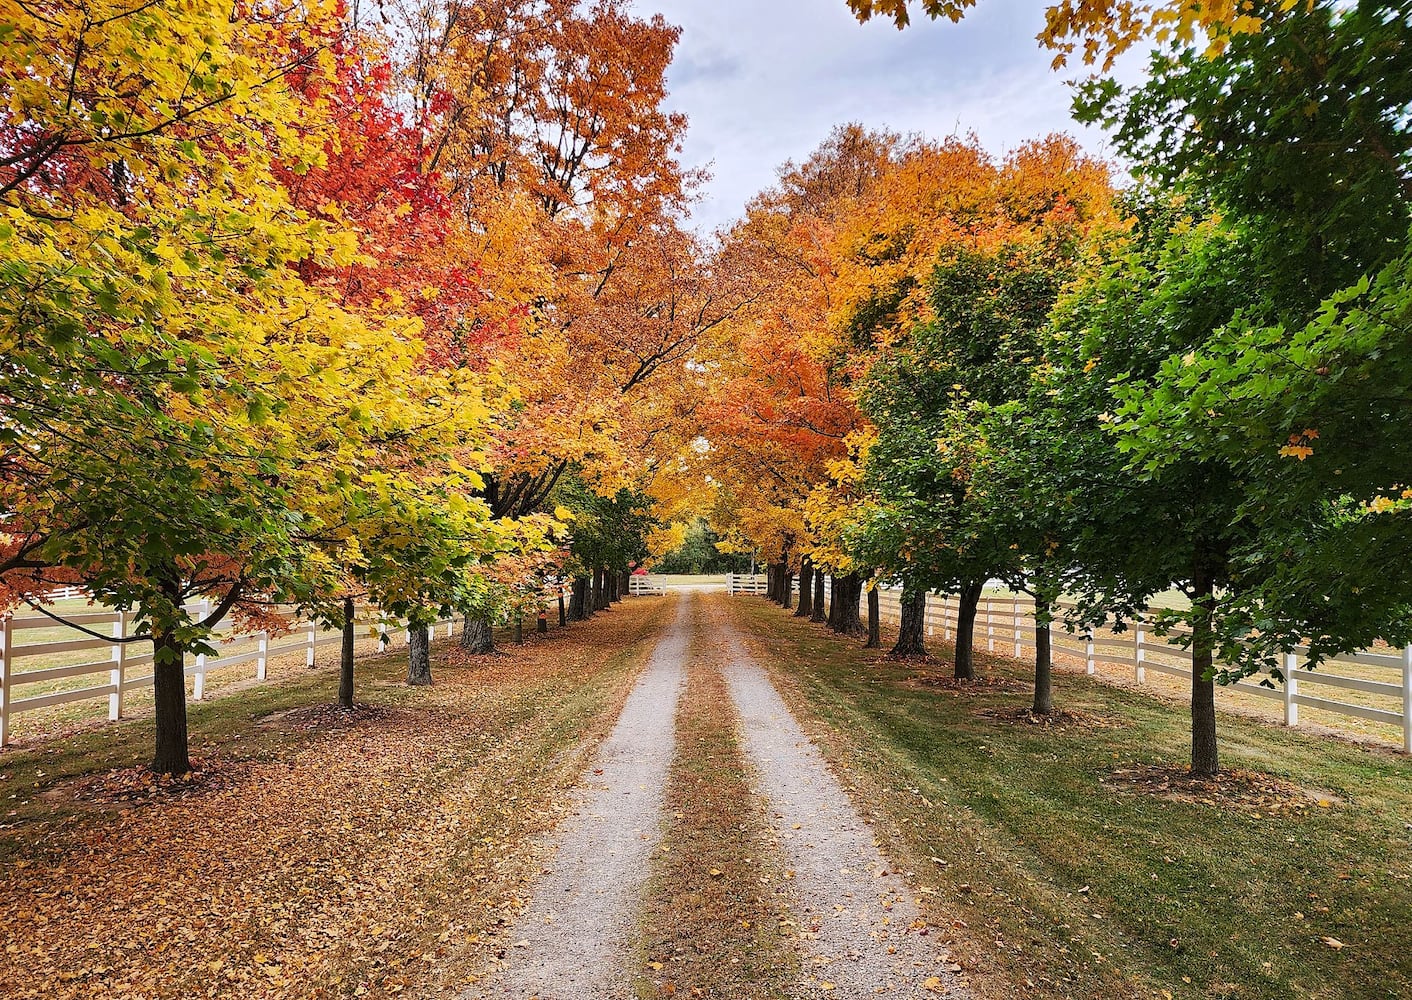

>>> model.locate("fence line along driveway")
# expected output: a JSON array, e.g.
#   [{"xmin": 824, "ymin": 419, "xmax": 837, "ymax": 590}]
[
  {"xmin": 726, "ymin": 573, "xmax": 1412, "ymax": 754},
  {"xmin": 0, "ymin": 601, "xmax": 460, "ymax": 746}
]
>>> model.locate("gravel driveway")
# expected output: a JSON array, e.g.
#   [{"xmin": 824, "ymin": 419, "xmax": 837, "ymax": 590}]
[{"xmin": 464, "ymin": 593, "xmax": 967, "ymax": 998}]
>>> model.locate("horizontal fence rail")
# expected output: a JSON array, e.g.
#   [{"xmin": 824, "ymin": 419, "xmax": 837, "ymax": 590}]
[
  {"xmin": 629, "ymin": 575, "xmax": 668, "ymax": 596},
  {"xmin": 726, "ymin": 573, "xmax": 768, "ymax": 596},
  {"xmin": 754, "ymin": 579, "xmax": 1412, "ymax": 754}
]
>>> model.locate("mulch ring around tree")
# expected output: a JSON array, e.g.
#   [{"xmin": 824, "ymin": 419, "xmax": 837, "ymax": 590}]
[
  {"xmin": 977, "ymin": 706, "xmax": 1111, "ymax": 730},
  {"xmin": 902, "ymin": 674, "xmax": 1031, "ymax": 695},
  {"xmin": 1104, "ymin": 764, "xmax": 1344, "ymax": 815},
  {"xmin": 258, "ymin": 702, "xmax": 407, "ymax": 732},
  {"xmin": 46, "ymin": 757, "xmax": 257, "ymax": 811}
]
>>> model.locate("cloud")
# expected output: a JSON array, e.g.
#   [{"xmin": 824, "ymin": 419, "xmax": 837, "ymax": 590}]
[
  {"xmin": 670, "ymin": 48, "xmax": 743, "ymax": 87},
  {"xmin": 639, "ymin": 0, "xmax": 1145, "ymax": 234}
]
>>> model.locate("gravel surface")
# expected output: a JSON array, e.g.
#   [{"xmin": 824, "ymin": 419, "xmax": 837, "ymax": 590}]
[
  {"xmin": 465, "ymin": 598, "xmax": 689, "ymax": 1000},
  {"xmin": 721, "ymin": 632, "xmax": 969, "ymax": 999}
]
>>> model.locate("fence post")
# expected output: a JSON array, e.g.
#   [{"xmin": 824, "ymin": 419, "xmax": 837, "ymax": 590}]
[
  {"xmin": 307, "ymin": 621, "xmax": 318, "ymax": 669},
  {"xmin": 1134, "ymin": 618, "xmax": 1146, "ymax": 684},
  {"xmin": 1013, "ymin": 600, "xmax": 1023, "ymax": 659},
  {"xmin": 257, "ymin": 630, "xmax": 269, "ymax": 681},
  {"xmin": 109, "ymin": 610, "xmax": 127, "ymax": 721},
  {"xmin": 986, "ymin": 598, "xmax": 994, "ymax": 653},
  {"xmin": 0, "ymin": 614, "xmax": 11, "ymax": 747},
  {"xmin": 940, "ymin": 595, "xmax": 948, "ymax": 640},
  {"xmin": 1085, "ymin": 631, "xmax": 1096, "ymax": 676},
  {"xmin": 193, "ymin": 599, "xmax": 210, "ymax": 701},
  {"xmin": 1284, "ymin": 651, "xmax": 1299, "ymax": 727},
  {"xmin": 1402, "ymin": 645, "xmax": 1412, "ymax": 755}
]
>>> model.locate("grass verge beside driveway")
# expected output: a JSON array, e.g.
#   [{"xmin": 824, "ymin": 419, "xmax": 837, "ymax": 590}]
[
  {"xmin": 0, "ymin": 597, "xmax": 672, "ymax": 1000},
  {"xmin": 728, "ymin": 596, "xmax": 1412, "ymax": 1000}
]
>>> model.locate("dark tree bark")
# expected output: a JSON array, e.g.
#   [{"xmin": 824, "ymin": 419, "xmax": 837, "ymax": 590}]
[
  {"xmin": 865, "ymin": 586, "xmax": 881, "ymax": 649},
  {"xmin": 570, "ymin": 577, "xmax": 588, "ymax": 621},
  {"xmin": 513, "ymin": 617, "xmax": 524, "ymax": 645},
  {"xmin": 339, "ymin": 596, "xmax": 356, "ymax": 709},
  {"xmin": 890, "ymin": 589, "xmax": 929, "ymax": 658},
  {"xmin": 537, "ymin": 610, "xmax": 548, "ymax": 634},
  {"xmin": 830, "ymin": 573, "xmax": 865, "ymax": 637},
  {"xmin": 783, "ymin": 571, "xmax": 794, "ymax": 610},
  {"xmin": 826, "ymin": 574, "xmax": 840, "ymax": 629},
  {"xmin": 795, "ymin": 557, "xmax": 814, "ymax": 618},
  {"xmin": 810, "ymin": 569, "xmax": 827, "ymax": 623},
  {"xmin": 954, "ymin": 579, "xmax": 984, "ymax": 681},
  {"xmin": 151, "ymin": 624, "xmax": 191, "ymax": 776},
  {"xmin": 558, "ymin": 593, "xmax": 567, "ymax": 627},
  {"xmin": 1032, "ymin": 595, "xmax": 1053, "ymax": 716},
  {"xmin": 619, "ymin": 571, "xmax": 631, "ymax": 599},
  {"xmin": 461, "ymin": 614, "xmax": 494, "ymax": 654},
  {"xmin": 407, "ymin": 624, "xmax": 432, "ymax": 686},
  {"xmin": 592, "ymin": 567, "xmax": 605, "ymax": 612},
  {"xmin": 1190, "ymin": 562, "xmax": 1220, "ymax": 776}
]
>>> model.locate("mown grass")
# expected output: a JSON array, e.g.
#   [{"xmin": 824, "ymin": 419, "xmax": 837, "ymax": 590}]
[{"xmin": 729, "ymin": 597, "xmax": 1412, "ymax": 1000}]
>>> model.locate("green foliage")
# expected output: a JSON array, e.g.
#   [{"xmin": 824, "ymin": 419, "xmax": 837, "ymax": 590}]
[
  {"xmin": 553, "ymin": 474, "xmax": 660, "ymax": 575},
  {"xmin": 1075, "ymin": 0, "xmax": 1412, "ymax": 674},
  {"xmin": 654, "ymin": 519, "xmax": 751, "ymax": 575}
]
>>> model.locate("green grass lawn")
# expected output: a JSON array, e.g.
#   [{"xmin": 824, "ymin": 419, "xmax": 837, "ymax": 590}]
[{"xmin": 729, "ymin": 596, "xmax": 1412, "ymax": 1000}]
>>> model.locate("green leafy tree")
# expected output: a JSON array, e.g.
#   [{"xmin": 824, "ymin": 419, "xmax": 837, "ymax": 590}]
[{"xmin": 1079, "ymin": 0, "xmax": 1412, "ymax": 679}]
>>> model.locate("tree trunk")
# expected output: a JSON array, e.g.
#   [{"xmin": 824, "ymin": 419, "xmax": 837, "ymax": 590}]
[
  {"xmin": 592, "ymin": 567, "xmax": 605, "ymax": 612},
  {"xmin": 1190, "ymin": 564, "xmax": 1220, "ymax": 776},
  {"xmin": 827, "ymin": 574, "xmax": 840, "ymax": 629},
  {"xmin": 559, "ymin": 592, "xmax": 567, "ymax": 627},
  {"xmin": 619, "ymin": 571, "xmax": 631, "ymax": 599},
  {"xmin": 339, "ymin": 596, "xmax": 356, "ymax": 709},
  {"xmin": 795, "ymin": 557, "xmax": 814, "ymax": 618},
  {"xmin": 570, "ymin": 577, "xmax": 588, "ymax": 621},
  {"xmin": 865, "ymin": 586, "xmax": 881, "ymax": 649},
  {"xmin": 1032, "ymin": 595, "xmax": 1053, "ymax": 716},
  {"xmin": 890, "ymin": 588, "xmax": 929, "ymax": 658},
  {"xmin": 461, "ymin": 614, "xmax": 494, "ymax": 654},
  {"xmin": 151, "ymin": 625, "xmax": 191, "ymax": 776},
  {"xmin": 954, "ymin": 579, "xmax": 984, "ymax": 680},
  {"xmin": 810, "ymin": 569, "xmax": 827, "ymax": 623},
  {"xmin": 783, "ymin": 571, "xmax": 793, "ymax": 610},
  {"xmin": 831, "ymin": 573, "xmax": 865, "ymax": 636},
  {"xmin": 537, "ymin": 610, "xmax": 548, "ymax": 634},
  {"xmin": 407, "ymin": 624, "xmax": 432, "ymax": 686},
  {"xmin": 513, "ymin": 617, "xmax": 524, "ymax": 644}
]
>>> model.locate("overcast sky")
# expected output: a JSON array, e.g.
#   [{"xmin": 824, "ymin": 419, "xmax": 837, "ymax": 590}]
[{"xmin": 641, "ymin": 0, "xmax": 1142, "ymax": 234}]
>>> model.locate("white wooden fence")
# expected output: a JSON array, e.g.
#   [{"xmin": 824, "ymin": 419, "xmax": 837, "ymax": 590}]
[
  {"xmin": 726, "ymin": 573, "xmax": 768, "ymax": 596},
  {"xmin": 629, "ymin": 575, "xmax": 667, "ymax": 596},
  {"xmin": 752, "ymin": 579, "xmax": 1412, "ymax": 753},
  {"xmin": 0, "ymin": 605, "xmax": 458, "ymax": 746}
]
